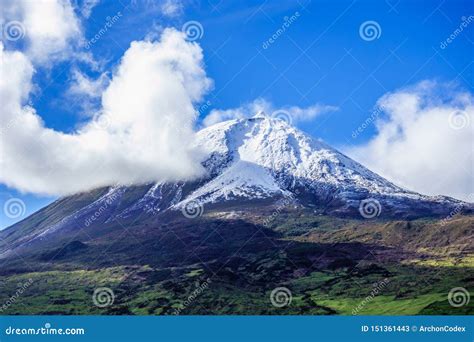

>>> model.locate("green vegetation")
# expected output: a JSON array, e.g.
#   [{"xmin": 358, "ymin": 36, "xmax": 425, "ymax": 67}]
[
  {"xmin": 0, "ymin": 211, "xmax": 472, "ymax": 315},
  {"xmin": 1, "ymin": 256, "xmax": 472, "ymax": 315}
]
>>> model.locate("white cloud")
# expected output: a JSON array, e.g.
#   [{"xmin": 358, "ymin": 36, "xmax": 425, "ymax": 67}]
[
  {"xmin": 129, "ymin": 0, "xmax": 184, "ymax": 17},
  {"xmin": 69, "ymin": 68, "xmax": 109, "ymax": 97},
  {"xmin": 80, "ymin": 0, "xmax": 100, "ymax": 18},
  {"xmin": 66, "ymin": 68, "xmax": 110, "ymax": 115},
  {"xmin": 202, "ymin": 98, "xmax": 338, "ymax": 127},
  {"xmin": 161, "ymin": 0, "xmax": 183, "ymax": 17},
  {"xmin": 1, "ymin": 0, "xmax": 82, "ymax": 64},
  {"xmin": 346, "ymin": 81, "xmax": 474, "ymax": 202},
  {"xmin": 0, "ymin": 28, "xmax": 213, "ymax": 196}
]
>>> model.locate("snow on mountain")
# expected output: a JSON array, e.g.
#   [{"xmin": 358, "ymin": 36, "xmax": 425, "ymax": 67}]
[
  {"xmin": 86, "ymin": 111, "xmax": 462, "ymax": 216},
  {"xmin": 22, "ymin": 113, "xmax": 468, "ymax": 222},
  {"xmin": 1, "ymin": 112, "xmax": 471, "ymax": 259},
  {"xmin": 172, "ymin": 113, "xmax": 423, "ymax": 209}
]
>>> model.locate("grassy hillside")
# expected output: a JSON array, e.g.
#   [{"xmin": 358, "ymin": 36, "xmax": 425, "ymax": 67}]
[{"xmin": 0, "ymin": 211, "xmax": 472, "ymax": 315}]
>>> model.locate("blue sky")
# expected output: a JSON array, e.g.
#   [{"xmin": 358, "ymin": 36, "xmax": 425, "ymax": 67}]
[{"xmin": 1, "ymin": 0, "xmax": 473, "ymax": 228}]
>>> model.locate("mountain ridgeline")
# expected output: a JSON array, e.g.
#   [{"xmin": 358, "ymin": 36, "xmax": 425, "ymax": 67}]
[
  {"xmin": 1, "ymin": 113, "xmax": 471, "ymax": 257},
  {"xmin": 0, "ymin": 114, "xmax": 472, "ymax": 315}
]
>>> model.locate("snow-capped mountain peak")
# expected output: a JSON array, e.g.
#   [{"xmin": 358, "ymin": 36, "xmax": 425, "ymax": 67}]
[
  {"xmin": 51, "ymin": 114, "xmax": 465, "ymax": 221},
  {"xmin": 176, "ymin": 114, "xmax": 412, "ymax": 208},
  {"xmin": 2, "ymin": 113, "xmax": 469, "ymax": 259}
]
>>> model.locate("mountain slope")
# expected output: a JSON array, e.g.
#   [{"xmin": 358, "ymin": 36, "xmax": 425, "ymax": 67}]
[
  {"xmin": 183, "ymin": 113, "xmax": 435, "ymax": 206},
  {"xmin": 0, "ymin": 114, "xmax": 473, "ymax": 316},
  {"xmin": 0, "ymin": 114, "xmax": 471, "ymax": 259}
]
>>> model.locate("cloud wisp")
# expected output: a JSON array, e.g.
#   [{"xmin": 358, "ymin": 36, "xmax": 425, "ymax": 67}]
[{"xmin": 202, "ymin": 98, "xmax": 338, "ymax": 127}]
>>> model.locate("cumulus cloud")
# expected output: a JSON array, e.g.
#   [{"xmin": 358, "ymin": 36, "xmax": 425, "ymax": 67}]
[
  {"xmin": 202, "ymin": 98, "xmax": 338, "ymax": 127},
  {"xmin": 346, "ymin": 81, "xmax": 473, "ymax": 202},
  {"xmin": 1, "ymin": 0, "xmax": 82, "ymax": 64},
  {"xmin": 0, "ymin": 28, "xmax": 213, "ymax": 195}
]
